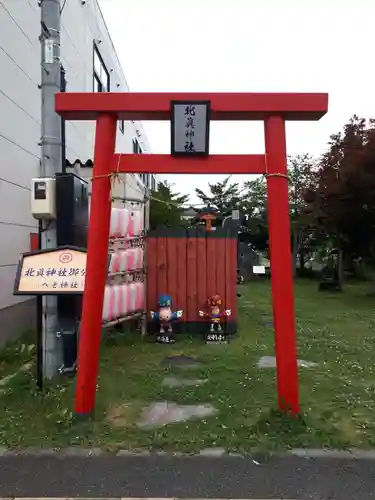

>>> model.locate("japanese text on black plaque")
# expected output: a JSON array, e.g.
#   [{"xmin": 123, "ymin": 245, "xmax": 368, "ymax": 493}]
[{"xmin": 184, "ymin": 104, "xmax": 196, "ymax": 152}]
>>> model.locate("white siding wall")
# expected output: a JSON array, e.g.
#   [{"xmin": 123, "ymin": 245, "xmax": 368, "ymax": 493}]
[
  {"xmin": 0, "ymin": 0, "xmax": 40, "ymax": 311},
  {"xmin": 0, "ymin": 0, "xmax": 152, "ymax": 313},
  {"xmin": 60, "ymin": 0, "xmax": 152, "ymax": 205}
]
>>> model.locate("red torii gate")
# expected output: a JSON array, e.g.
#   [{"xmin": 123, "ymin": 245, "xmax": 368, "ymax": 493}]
[{"xmin": 55, "ymin": 92, "xmax": 328, "ymax": 417}]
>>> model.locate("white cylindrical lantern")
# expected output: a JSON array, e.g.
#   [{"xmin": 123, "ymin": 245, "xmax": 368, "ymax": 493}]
[
  {"xmin": 126, "ymin": 248, "xmax": 136, "ymax": 270},
  {"xmin": 119, "ymin": 283, "xmax": 131, "ymax": 316},
  {"xmin": 128, "ymin": 282, "xmax": 137, "ymax": 312},
  {"xmin": 111, "ymin": 284, "xmax": 121, "ymax": 319},
  {"xmin": 131, "ymin": 281, "xmax": 145, "ymax": 311},
  {"xmin": 134, "ymin": 247, "xmax": 144, "ymax": 270},
  {"xmin": 109, "ymin": 252, "xmax": 121, "ymax": 273},
  {"xmin": 102, "ymin": 285, "xmax": 113, "ymax": 321},
  {"xmin": 110, "ymin": 208, "xmax": 121, "ymax": 238},
  {"xmin": 118, "ymin": 250, "xmax": 129, "ymax": 272},
  {"xmin": 120, "ymin": 208, "xmax": 130, "ymax": 237}
]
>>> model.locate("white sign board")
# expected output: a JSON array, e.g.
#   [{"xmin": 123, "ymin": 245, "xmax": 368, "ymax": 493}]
[
  {"xmin": 171, "ymin": 101, "xmax": 210, "ymax": 156},
  {"xmin": 253, "ymin": 265, "xmax": 266, "ymax": 275},
  {"xmin": 14, "ymin": 247, "xmax": 88, "ymax": 295},
  {"xmin": 232, "ymin": 209, "xmax": 240, "ymax": 220}
]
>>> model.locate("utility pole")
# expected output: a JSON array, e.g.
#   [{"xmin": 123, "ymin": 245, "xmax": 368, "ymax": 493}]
[{"xmin": 39, "ymin": 0, "xmax": 62, "ymax": 378}]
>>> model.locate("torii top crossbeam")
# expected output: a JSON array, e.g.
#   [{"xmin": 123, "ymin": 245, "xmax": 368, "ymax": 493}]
[{"xmin": 56, "ymin": 92, "xmax": 328, "ymax": 121}]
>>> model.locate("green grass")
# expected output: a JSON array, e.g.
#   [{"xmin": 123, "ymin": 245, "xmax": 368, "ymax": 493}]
[
  {"xmin": 0, "ymin": 330, "xmax": 36, "ymax": 378},
  {"xmin": 1, "ymin": 280, "xmax": 375, "ymax": 452}
]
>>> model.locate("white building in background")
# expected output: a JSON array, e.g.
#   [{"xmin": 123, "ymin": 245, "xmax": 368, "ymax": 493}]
[{"xmin": 0, "ymin": 0, "xmax": 156, "ymax": 344}]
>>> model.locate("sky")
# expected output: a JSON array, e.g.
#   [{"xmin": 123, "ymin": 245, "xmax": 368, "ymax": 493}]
[{"xmin": 99, "ymin": 0, "xmax": 375, "ymax": 205}]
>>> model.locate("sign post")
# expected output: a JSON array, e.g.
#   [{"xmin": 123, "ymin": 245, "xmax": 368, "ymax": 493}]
[{"xmin": 14, "ymin": 246, "xmax": 90, "ymax": 390}]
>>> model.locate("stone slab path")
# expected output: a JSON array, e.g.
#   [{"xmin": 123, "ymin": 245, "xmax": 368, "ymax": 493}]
[
  {"xmin": 137, "ymin": 355, "xmax": 216, "ymax": 428},
  {"xmin": 257, "ymin": 355, "xmax": 317, "ymax": 369}
]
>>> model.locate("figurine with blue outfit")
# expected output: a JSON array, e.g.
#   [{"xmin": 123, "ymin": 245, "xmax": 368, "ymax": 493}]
[{"xmin": 150, "ymin": 294, "xmax": 183, "ymax": 343}]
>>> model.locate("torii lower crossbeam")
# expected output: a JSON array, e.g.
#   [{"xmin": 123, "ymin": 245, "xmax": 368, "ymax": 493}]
[
  {"xmin": 112, "ymin": 154, "xmax": 267, "ymax": 174},
  {"xmin": 55, "ymin": 91, "xmax": 329, "ymax": 419}
]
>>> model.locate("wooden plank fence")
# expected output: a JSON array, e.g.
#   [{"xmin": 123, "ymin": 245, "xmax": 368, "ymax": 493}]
[{"xmin": 146, "ymin": 226, "xmax": 237, "ymax": 334}]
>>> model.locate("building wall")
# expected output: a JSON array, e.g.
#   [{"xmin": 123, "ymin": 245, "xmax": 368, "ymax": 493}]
[
  {"xmin": 0, "ymin": 0, "xmax": 153, "ymax": 344},
  {"xmin": 60, "ymin": 0, "xmax": 153, "ymax": 204}
]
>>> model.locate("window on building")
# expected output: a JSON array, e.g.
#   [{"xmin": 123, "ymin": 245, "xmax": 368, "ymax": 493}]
[
  {"xmin": 93, "ymin": 45, "xmax": 124, "ymax": 134},
  {"xmin": 132, "ymin": 139, "xmax": 147, "ymax": 184},
  {"xmin": 93, "ymin": 44, "xmax": 110, "ymax": 92},
  {"xmin": 132, "ymin": 138, "xmax": 142, "ymax": 154}
]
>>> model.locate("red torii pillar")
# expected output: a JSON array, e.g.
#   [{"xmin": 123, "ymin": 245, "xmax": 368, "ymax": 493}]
[{"xmin": 55, "ymin": 92, "xmax": 328, "ymax": 417}]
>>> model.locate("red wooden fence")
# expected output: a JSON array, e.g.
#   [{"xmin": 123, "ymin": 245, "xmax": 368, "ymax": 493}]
[{"xmin": 146, "ymin": 226, "xmax": 238, "ymax": 334}]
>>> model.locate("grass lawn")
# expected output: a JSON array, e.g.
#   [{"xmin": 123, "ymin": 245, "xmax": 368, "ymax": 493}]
[
  {"xmin": 0, "ymin": 331, "xmax": 36, "ymax": 379},
  {"xmin": 1, "ymin": 279, "xmax": 375, "ymax": 453}
]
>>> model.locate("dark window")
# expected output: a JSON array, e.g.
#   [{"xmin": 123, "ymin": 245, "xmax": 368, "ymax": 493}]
[
  {"xmin": 93, "ymin": 75, "xmax": 101, "ymax": 93},
  {"xmin": 93, "ymin": 46, "xmax": 125, "ymax": 134},
  {"xmin": 93, "ymin": 44, "xmax": 110, "ymax": 92},
  {"xmin": 133, "ymin": 139, "xmax": 146, "ymax": 184},
  {"xmin": 132, "ymin": 138, "xmax": 142, "ymax": 154}
]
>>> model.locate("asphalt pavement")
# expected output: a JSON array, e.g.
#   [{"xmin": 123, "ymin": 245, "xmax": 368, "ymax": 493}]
[{"xmin": 0, "ymin": 454, "xmax": 375, "ymax": 499}]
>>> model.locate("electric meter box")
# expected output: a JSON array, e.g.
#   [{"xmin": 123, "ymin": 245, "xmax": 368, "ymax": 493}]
[{"xmin": 31, "ymin": 178, "xmax": 56, "ymax": 219}]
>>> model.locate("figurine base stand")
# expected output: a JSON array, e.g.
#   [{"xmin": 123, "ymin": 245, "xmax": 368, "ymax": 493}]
[
  {"xmin": 156, "ymin": 335, "xmax": 176, "ymax": 344},
  {"xmin": 205, "ymin": 333, "xmax": 228, "ymax": 344}
]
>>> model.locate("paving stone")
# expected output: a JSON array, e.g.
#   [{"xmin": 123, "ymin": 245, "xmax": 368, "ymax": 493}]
[
  {"xmin": 161, "ymin": 355, "xmax": 202, "ymax": 370},
  {"xmin": 4, "ymin": 448, "xmax": 57, "ymax": 456},
  {"xmin": 116, "ymin": 449, "xmax": 150, "ymax": 456},
  {"xmin": 162, "ymin": 376, "xmax": 208, "ymax": 388},
  {"xmin": 257, "ymin": 356, "xmax": 317, "ymax": 369},
  {"xmin": 137, "ymin": 401, "xmax": 217, "ymax": 429},
  {"xmin": 199, "ymin": 447, "xmax": 226, "ymax": 457},
  {"xmin": 349, "ymin": 449, "xmax": 375, "ymax": 459},
  {"xmin": 290, "ymin": 448, "xmax": 375, "ymax": 459},
  {"xmin": 59, "ymin": 447, "xmax": 104, "ymax": 457}
]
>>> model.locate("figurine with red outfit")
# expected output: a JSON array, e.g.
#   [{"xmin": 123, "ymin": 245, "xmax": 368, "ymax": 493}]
[{"xmin": 199, "ymin": 294, "xmax": 231, "ymax": 336}]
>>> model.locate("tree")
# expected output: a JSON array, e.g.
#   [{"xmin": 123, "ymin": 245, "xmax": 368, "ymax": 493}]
[
  {"xmin": 287, "ymin": 154, "xmax": 319, "ymax": 275},
  {"xmin": 243, "ymin": 176, "xmax": 267, "ymax": 216},
  {"xmin": 195, "ymin": 176, "xmax": 243, "ymax": 214},
  {"xmin": 241, "ymin": 176, "xmax": 269, "ymax": 253},
  {"xmin": 149, "ymin": 181, "xmax": 189, "ymax": 230},
  {"xmin": 309, "ymin": 115, "xmax": 375, "ymax": 283},
  {"xmin": 240, "ymin": 156, "xmax": 319, "ymax": 262}
]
